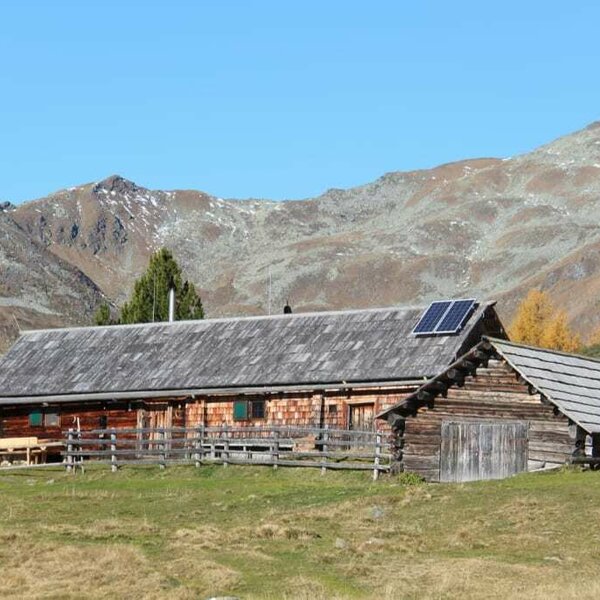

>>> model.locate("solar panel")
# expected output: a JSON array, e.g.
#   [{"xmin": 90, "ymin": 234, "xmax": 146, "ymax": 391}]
[
  {"xmin": 412, "ymin": 301, "xmax": 452, "ymax": 335},
  {"xmin": 435, "ymin": 298, "xmax": 476, "ymax": 334}
]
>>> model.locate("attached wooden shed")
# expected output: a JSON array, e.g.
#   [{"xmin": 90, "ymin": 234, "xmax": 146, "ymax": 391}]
[{"xmin": 377, "ymin": 338, "xmax": 600, "ymax": 482}]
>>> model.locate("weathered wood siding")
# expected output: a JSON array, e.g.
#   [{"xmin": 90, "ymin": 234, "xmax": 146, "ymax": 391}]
[
  {"xmin": 0, "ymin": 400, "xmax": 186, "ymax": 441},
  {"xmin": 402, "ymin": 359, "xmax": 574, "ymax": 482},
  {"xmin": 185, "ymin": 388, "xmax": 415, "ymax": 431},
  {"xmin": 0, "ymin": 387, "xmax": 413, "ymax": 462},
  {"xmin": 439, "ymin": 421, "xmax": 528, "ymax": 482}
]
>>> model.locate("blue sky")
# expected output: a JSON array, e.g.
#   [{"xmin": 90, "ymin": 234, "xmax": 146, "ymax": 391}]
[{"xmin": 2, "ymin": 1, "xmax": 600, "ymax": 203}]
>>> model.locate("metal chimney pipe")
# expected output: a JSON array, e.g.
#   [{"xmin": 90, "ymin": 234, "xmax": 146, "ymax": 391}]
[{"xmin": 168, "ymin": 287, "xmax": 176, "ymax": 322}]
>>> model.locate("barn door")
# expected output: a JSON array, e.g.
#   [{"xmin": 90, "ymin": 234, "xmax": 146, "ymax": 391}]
[
  {"xmin": 349, "ymin": 404, "xmax": 375, "ymax": 431},
  {"xmin": 440, "ymin": 421, "xmax": 528, "ymax": 482},
  {"xmin": 346, "ymin": 403, "xmax": 375, "ymax": 450}
]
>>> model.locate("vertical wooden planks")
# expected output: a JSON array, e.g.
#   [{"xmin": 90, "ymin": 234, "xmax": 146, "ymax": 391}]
[{"xmin": 440, "ymin": 420, "xmax": 528, "ymax": 482}]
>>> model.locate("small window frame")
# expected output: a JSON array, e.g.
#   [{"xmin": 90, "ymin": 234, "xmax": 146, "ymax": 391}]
[
  {"xmin": 250, "ymin": 399, "xmax": 266, "ymax": 420},
  {"xmin": 44, "ymin": 412, "xmax": 60, "ymax": 427}
]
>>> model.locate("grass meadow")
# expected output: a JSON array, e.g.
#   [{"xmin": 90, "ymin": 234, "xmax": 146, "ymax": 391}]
[{"xmin": 0, "ymin": 465, "xmax": 599, "ymax": 599}]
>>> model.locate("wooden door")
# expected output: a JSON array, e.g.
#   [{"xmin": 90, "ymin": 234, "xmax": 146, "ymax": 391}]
[
  {"xmin": 349, "ymin": 404, "xmax": 375, "ymax": 431},
  {"xmin": 440, "ymin": 420, "xmax": 528, "ymax": 483},
  {"xmin": 137, "ymin": 404, "xmax": 173, "ymax": 448}
]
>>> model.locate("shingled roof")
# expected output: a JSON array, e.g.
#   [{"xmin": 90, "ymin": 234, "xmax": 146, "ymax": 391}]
[
  {"xmin": 491, "ymin": 339, "xmax": 600, "ymax": 434},
  {"xmin": 0, "ymin": 303, "xmax": 500, "ymax": 403},
  {"xmin": 377, "ymin": 337, "xmax": 600, "ymax": 434}
]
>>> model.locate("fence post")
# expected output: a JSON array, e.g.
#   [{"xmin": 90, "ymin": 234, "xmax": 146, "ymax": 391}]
[
  {"xmin": 373, "ymin": 432, "xmax": 382, "ymax": 481},
  {"xmin": 66, "ymin": 428, "xmax": 74, "ymax": 473},
  {"xmin": 110, "ymin": 431, "xmax": 118, "ymax": 473},
  {"xmin": 321, "ymin": 426, "xmax": 329, "ymax": 476},
  {"xmin": 159, "ymin": 429, "xmax": 166, "ymax": 469},
  {"xmin": 223, "ymin": 424, "xmax": 229, "ymax": 467},
  {"xmin": 272, "ymin": 429, "xmax": 279, "ymax": 470},
  {"xmin": 194, "ymin": 425, "xmax": 204, "ymax": 468}
]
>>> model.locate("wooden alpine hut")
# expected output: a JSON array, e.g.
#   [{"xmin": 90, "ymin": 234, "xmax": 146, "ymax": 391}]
[
  {"xmin": 377, "ymin": 337, "xmax": 600, "ymax": 482},
  {"xmin": 0, "ymin": 300, "xmax": 504, "ymax": 463}
]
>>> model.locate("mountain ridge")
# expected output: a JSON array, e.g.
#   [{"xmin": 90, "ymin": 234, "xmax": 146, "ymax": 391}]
[{"xmin": 3, "ymin": 122, "xmax": 600, "ymax": 351}]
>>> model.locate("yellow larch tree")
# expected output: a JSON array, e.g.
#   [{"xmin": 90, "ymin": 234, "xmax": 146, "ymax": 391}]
[
  {"xmin": 509, "ymin": 289, "xmax": 581, "ymax": 352},
  {"xmin": 508, "ymin": 289, "xmax": 554, "ymax": 346},
  {"xmin": 540, "ymin": 310, "xmax": 581, "ymax": 353}
]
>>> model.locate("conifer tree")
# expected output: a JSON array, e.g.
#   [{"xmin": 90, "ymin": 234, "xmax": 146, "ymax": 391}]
[
  {"xmin": 93, "ymin": 302, "xmax": 114, "ymax": 326},
  {"xmin": 97, "ymin": 248, "xmax": 204, "ymax": 325},
  {"xmin": 508, "ymin": 289, "xmax": 554, "ymax": 346}
]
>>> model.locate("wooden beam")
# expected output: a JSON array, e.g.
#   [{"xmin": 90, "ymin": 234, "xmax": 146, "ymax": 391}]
[
  {"xmin": 472, "ymin": 350, "xmax": 490, "ymax": 367},
  {"xmin": 387, "ymin": 413, "xmax": 404, "ymax": 430},
  {"xmin": 458, "ymin": 359, "xmax": 479, "ymax": 375},
  {"xmin": 416, "ymin": 390, "xmax": 434, "ymax": 403},
  {"xmin": 446, "ymin": 368, "xmax": 466, "ymax": 387},
  {"xmin": 479, "ymin": 340, "xmax": 493, "ymax": 352},
  {"xmin": 427, "ymin": 381, "xmax": 449, "ymax": 397}
]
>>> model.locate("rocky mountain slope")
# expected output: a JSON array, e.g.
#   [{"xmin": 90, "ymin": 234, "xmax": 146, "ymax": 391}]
[
  {"xmin": 0, "ymin": 208, "xmax": 102, "ymax": 351},
  {"xmin": 3, "ymin": 121, "xmax": 600, "ymax": 350}
]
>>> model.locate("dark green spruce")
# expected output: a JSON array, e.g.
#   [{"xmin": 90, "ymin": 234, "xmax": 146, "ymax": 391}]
[{"xmin": 93, "ymin": 248, "xmax": 204, "ymax": 325}]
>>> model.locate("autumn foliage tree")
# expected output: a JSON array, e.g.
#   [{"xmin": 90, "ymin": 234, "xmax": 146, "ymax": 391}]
[
  {"xmin": 540, "ymin": 310, "xmax": 580, "ymax": 353},
  {"xmin": 509, "ymin": 289, "xmax": 580, "ymax": 352}
]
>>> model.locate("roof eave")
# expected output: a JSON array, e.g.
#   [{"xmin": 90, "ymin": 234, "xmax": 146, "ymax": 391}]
[{"xmin": 0, "ymin": 378, "xmax": 426, "ymax": 406}]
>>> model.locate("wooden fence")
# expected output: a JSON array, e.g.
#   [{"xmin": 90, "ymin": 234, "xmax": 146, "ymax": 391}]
[{"xmin": 64, "ymin": 425, "xmax": 391, "ymax": 480}]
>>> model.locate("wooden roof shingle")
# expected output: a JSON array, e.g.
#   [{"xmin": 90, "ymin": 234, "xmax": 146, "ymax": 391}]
[
  {"xmin": 491, "ymin": 339, "xmax": 600, "ymax": 434},
  {"xmin": 0, "ymin": 304, "xmax": 496, "ymax": 403},
  {"xmin": 377, "ymin": 337, "xmax": 600, "ymax": 434}
]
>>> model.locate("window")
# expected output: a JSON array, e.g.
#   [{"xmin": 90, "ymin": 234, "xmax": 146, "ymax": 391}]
[
  {"xmin": 29, "ymin": 411, "xmax": 43, "ymax": 427},
  {"xmin": 233, "ymin": 399, "xmax": 266, "ymax": 420},
  {"xmin": 328, "ymin": 404, "xmax": 338, "ymax": 414},
  {"xmin": 233, "ymin": 400, "xmax": 249, "ymax": 421},
  {"xmin": 99, "ymin": 415, "xmax": 108, "ymax": 429},
  {"xmin": 44, "ymin": 412, "xmax": 60, "ymax": 427},
  {"xmin": 250, "ymin": 400, "xmax": 265, "ymax": 419}
]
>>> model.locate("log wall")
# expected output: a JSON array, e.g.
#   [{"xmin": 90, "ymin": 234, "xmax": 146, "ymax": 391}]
[
  {"xmin": 400, "ymin": 359, "xmax": 574, "ymax": 481},
  {"xmin": 0, "ymin": 386, "xmax": 414, "ymax": 451},
  {"xmin": 0, "ymin": 400, "xmax": 187, "ymax": 442}
]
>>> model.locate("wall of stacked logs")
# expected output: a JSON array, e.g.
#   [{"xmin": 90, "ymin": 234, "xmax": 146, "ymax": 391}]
[{"xmin": 392, "ymin": 352, "xmax": 575, "ymax": 481}]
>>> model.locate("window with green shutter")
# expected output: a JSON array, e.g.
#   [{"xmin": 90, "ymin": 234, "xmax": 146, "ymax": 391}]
[
  {"xmin": 29, "ymin": 411, "xmax": 43, "ymax": 427},
  {"xmin": 233, "ymin": 400, "xmax": 248, "ymax": 421}
]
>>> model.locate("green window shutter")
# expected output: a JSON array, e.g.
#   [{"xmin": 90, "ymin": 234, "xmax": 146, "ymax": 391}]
[
  {"xmin": 29, "ymin": 411, "xmax": 43, "ymax": 427},
  {"xmin": 233, "ymin": 400, "xmax": 248, "ymax": 421}
]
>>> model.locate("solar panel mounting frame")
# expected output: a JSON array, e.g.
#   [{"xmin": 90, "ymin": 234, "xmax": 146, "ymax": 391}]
[
  {"xmin": 412, "ymin": 298, "xmax": 477, "ymax": 336},
  {"xmin": 434, "ymin": 298, "xmax": 476, "ymax": 334},
  {"xmin": 411, "ymin": 300, "xmax": 453, "ymax": 335}
]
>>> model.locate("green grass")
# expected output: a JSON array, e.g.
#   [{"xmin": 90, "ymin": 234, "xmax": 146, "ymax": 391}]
[{"xmin": 1, "ymin": 465, "xmax": 600, "ymax": 599}]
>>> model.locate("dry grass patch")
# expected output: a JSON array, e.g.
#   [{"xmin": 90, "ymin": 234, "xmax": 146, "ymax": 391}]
[
  {"xmin": 370, "ymin": 557, "xmax": 600, "ymax": 600},
  {"xmin": 0, "ymin": 541, "xmax": 182, "ymax": 600}
]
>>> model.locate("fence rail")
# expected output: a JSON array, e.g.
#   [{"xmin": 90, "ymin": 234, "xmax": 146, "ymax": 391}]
[{"xmin": 64, "ymin": 425, "xmax": 390, "ymax": 479}]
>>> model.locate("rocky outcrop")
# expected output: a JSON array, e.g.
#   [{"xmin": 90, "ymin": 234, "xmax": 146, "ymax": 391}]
[{"xmin": 4, "ymin": 122, "xmax": 600, "ymax": 351}]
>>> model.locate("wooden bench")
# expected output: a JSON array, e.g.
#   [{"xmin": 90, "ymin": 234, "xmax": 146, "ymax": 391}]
[{"xmin": 0, "ymin": 437, "xmax": 50, "ymax": 465}]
